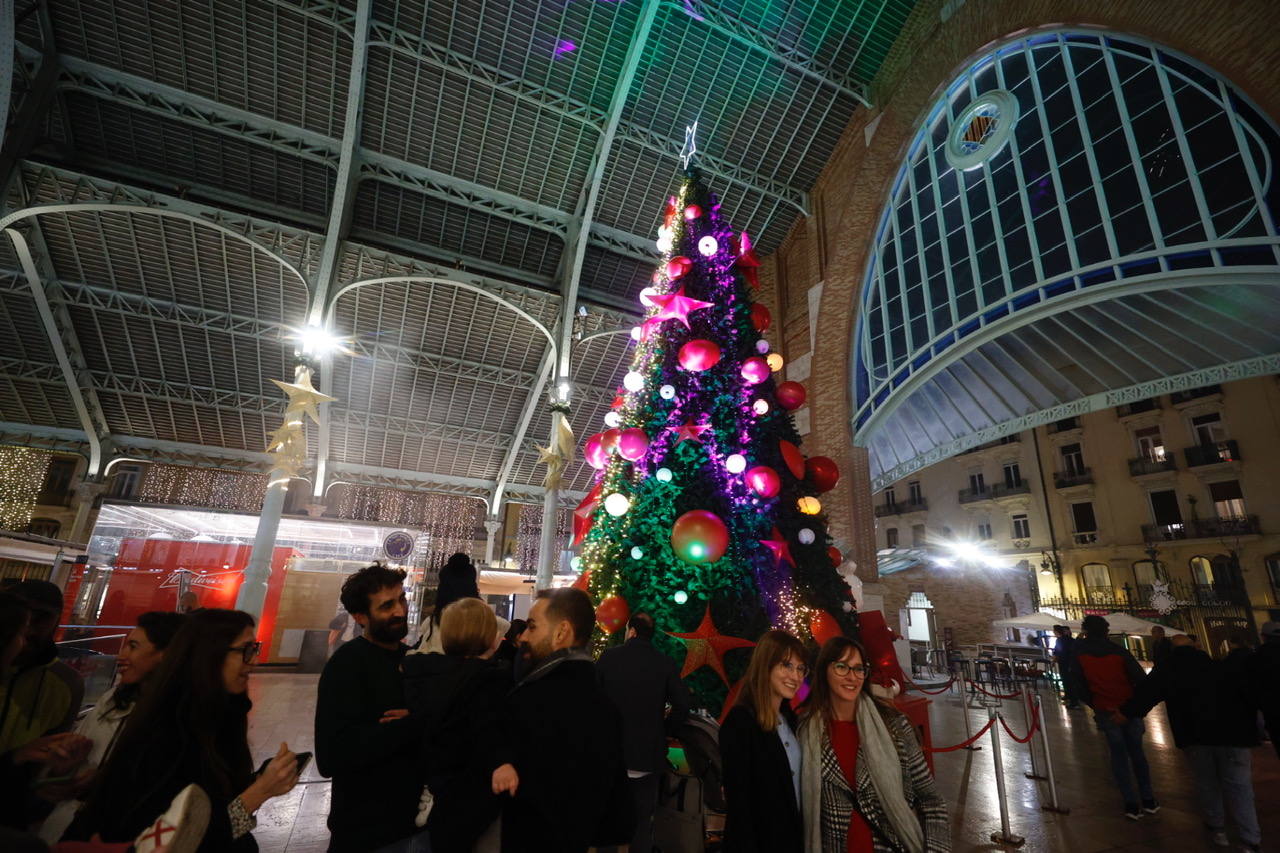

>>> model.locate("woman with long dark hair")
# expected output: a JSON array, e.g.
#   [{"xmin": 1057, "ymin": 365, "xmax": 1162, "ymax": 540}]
[
  {"xmin": 40, "ymin": 611, "xmax": 187, "ymax": 843},
  {"xmin": 800, "ymin": 636, "xmax": 949, "ymax": 852},
  {"xmin": 718, "ymin": 628, "xmax": 809, "ymax": 853},
  {"xmin": 65, "ymin": 609, "xmax": 300, "ymax": 850}
]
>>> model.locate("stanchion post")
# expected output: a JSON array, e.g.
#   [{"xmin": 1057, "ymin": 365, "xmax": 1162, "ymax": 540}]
[
  {"xmin": 988, "ymin": 706, "xmax": 1026, "ymax": 847},
  {"xmin": 1032, "ymin": 693, "xmax": 1070, "ymax": 814},
  {"xmin": 961, "ymin": 682, "xmax": 981, "ymax": 751},
  {"xmin": 1023, "ymin": 687, "xmax": 1046, "ymax": 781}
]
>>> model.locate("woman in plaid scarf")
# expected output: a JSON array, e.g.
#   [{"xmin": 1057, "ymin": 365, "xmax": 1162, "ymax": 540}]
[{"xmin": 799, "ymin": 637, "xmax": 950, "ymax": 852}]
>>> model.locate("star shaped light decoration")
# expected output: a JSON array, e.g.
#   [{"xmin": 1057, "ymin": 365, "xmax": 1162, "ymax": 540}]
[
  {"xmin": 668, "ymin": 606, "xmax": 755, "ymax": 684},
  {"xmin": 679, "ymin": 121, "xmax": 699, "ymax": 170},
  {"xmin": 671, "ymin": 419, "xmax": 710, "ymax": 444},
  {"xmin": 648, "ymin": 285, "xmax": 715, "ymax": 330},
  {"xmin": 759, "ymin": 526, "xmax": 796, "ymax": 568},
  {"xmin": 536, "ymin": 444, "xmax": 567, "ymax": 489},
  {"xmin": 271, "ymin": 370, "xmax": 336, "ymax": 425}
]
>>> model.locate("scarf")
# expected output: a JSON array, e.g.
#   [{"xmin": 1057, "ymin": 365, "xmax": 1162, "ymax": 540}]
[{"xmin": 801, "ymin": 700, "xmax": 925, "ymax": 853}]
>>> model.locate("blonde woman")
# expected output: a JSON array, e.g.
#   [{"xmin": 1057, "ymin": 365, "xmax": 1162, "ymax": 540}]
[
  {"xmin": 402, "ymin": 597, "xmax": 510, "ymax": 851},
  {"xmin": 800, "ymin": 637, "xmax": 950, "ymax": 852},
  {"xmin": 719, "ymin": 629, "xmax": 809, "ymax": 853}
]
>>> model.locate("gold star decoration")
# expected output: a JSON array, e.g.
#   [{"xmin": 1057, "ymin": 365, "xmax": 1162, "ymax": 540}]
[
  {"xmin": 668, "ymin": 606, "xmax": 756, "ymax": 685},
  {"xmin": 271, "ymin": 369, "xmax": 336, "ymax": 425}
]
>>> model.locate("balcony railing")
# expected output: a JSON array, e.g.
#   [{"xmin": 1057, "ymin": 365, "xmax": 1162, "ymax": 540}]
[
  {"xmin": 1072, "ymin": 531, "xmax": 1099, "ymax": 545},
  {"xmin": 1141, "ymin": 516, "xmax": 1260, "ymax": 541},
  {"xmin": 1128, "ymin": 456, "xmax": 1177, "ymax": 476},
  {"xmin": 1117, "ymin": 399, "xmax": 1159, "ymax": 417},
  {"xmin": 958, "ymin": 487, "xmax": 991, "ymax": 504},
  {"xmin": 1048, "ymin": 417, "xmax": 1079, "ymax": 433},
  {"xmin": 990, "ymin": 481, "xmax": 1031, "ymax": 498},
  {"xmin": 1054, "ymin": 467, "xmax": 1093, "ymax": 489},
  {"xmin": 1170, "ymin": 385, "xmax": 1221, "ymax": 405},
  {"xmin": 874, "ymin": 498, "xmax": 928, "ymax": 517},
  {"xmin": 1184, "ymin": 440, "xmax": 1240, "ymax": 467}
]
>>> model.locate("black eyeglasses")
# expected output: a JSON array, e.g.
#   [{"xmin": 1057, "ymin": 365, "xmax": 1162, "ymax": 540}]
[
  {"xmin": 228, "ymin": 641, "xmax": 262, "ymax": 663},
  {"xmin": 830, "ymin": 662, "xmax": 870, "ymax": 677}
]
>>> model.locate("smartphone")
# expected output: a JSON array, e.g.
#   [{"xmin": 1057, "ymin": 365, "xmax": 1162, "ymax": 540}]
[{"xmin": 257, "ymin": 751, "xmax": 313, "ymax": 777}]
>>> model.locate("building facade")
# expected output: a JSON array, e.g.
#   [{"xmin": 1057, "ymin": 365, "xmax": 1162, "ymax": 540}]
[{"xmin": 871, "ymin": 375, "xmax": 1280, "ymax": 652}]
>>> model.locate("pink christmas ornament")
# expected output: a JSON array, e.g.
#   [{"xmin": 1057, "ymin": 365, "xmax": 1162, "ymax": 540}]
[
  {"xmin": 740, "ymin": 356, "xmax": 770, "ymax": 385},
  {"xmin": 584, "ymin": 433, "xmax": 607, "ymax": 469},
  {"xmin": 678, "ymin": 339, "xmax": 721, "ymax": 372},
  {"xmin": 617, "ymin": 428, "xmax": 651, "ymax": 461},
  {"xmin": 745, "ymin": 465, "xmax": 781, "ymax": 498}
]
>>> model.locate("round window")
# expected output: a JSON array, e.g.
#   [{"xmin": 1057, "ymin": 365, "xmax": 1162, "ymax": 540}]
[{"xmin": 945, "ymin": 90, "xmax": 1019, "ymax": 171}]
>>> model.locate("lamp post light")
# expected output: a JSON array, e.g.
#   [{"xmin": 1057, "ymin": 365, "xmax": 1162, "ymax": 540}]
[{"xmin": 1040, "ymin": 550, "xmax": 1065, "ymax": 601}]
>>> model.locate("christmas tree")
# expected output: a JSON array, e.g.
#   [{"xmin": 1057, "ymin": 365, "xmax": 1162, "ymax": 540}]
[{"xmin": 574, "ymin": 136, "xmax": 858, "ymax": 712}]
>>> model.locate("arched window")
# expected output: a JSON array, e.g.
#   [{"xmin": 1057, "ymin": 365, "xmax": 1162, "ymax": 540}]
[
  {"xmin": 1132, "ymin": 559, "xmax": 1159, "ymax": 587},
  {"xmin": 1082, "ymin": 562, "xmax": 1112, "ymax": 601},
  {"xmin": 1189, "ymin": 555, "xmax": 1215, "ymax": 585},
  {"xmin": 853, "ymin": 29, "xmax": 1280, "ymax": 487}
]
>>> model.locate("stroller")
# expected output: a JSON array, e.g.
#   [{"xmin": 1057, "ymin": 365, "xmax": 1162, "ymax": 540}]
[{"xmin": 655, "ymin": 710, "xmax": 725, "ymax": 852}]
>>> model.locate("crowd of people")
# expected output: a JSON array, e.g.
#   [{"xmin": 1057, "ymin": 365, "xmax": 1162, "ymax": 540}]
[
  {"xmin": 1052, "ymin": 614, "xmax": 1278, "ymax": 851},
  {"xmin": 3, "ymin": 561, "xmax": 1277, "ymax": 852}
]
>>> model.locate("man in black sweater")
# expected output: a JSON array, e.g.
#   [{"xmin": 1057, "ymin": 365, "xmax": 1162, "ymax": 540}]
[
  {"xmin": 491, "ymin": 588, "xmax": 633, "ymax": 851},
  {"xmin": 315, "ymin": 565, "xmax": 425, "ymax": 852},
  {"xmin": 596, "ymin": 612, "xmax": 690, "ymax": 853}
]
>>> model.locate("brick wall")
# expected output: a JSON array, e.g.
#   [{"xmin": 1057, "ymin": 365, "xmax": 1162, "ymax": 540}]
[
  {"xmin": 759, "ymin": 0, "xmax": 1280, "ymax": 590},
  {"xmin": 878, "ymin": 561, "xmax": 1038, "ymax": 648}
]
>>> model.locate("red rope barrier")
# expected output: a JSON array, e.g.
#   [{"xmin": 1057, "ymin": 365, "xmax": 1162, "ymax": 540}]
[
  {"xmin": 905, "ymin": 676, "xmax": 957, "ymax": 695},
  {"xmin": 926, "ymin": 717, "xmax": 996, "ymax": 753},
  {"xmin": 996, "ymin": 702, "xmax": 1042, "ymax": 744},
  {"xmin": 966, "ymin": 680, "xmax": 1022, "ymax": 700}
]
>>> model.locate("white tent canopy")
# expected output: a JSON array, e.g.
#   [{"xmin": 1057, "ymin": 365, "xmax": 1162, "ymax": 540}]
[
  {"xmin": 1097, "ymin": 612, "xmax": 1186, "ymax": 636},
  {"xmin": 991, "ymin": 612, "xmax": 1082, "ymax": 631}
]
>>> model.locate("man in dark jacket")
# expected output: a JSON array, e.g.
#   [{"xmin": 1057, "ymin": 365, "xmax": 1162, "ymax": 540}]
[
  {"xmin": 597, "ymin": 612, "xmax": 691, "ymax": 853},
  {"xmin": 1070, "ymin": 614, "xmax": 1157, "ymax": 820},
  {"xmin": 1051, "ymin": 625, "xmax": 1080, "ymax": 709},
  {"xmin": 492, "ymin": 588, "xmax": 633, "ymax": 852},
  {"xmin": 315, "ymin": 565, "xmax": 425, "ymax": 853},
  {"xmin": 1120, "ymin": 634, "xmax": 1262, "ymax": 851},
  {"xmin": 1149, "ymin": 625, "xmax": 1173, "ymax": 667},
  {"xmin": 1256, "ymin": 621, "xmax": 1280, "ymax": 759}
]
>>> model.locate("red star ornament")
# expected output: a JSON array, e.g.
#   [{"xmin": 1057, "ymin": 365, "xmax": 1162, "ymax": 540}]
[
  {"xmin": 669, "ymin": 607, "xmax": 756, "ymax": 684},
  {"xmin": 571, "ymin": 483, "xmax": 603, "ymax": 546},
  {"xmin": 647, "ymin": 285, "xmax": 715, "ymax": 330},
  {"xmin": 671, "ymin": 419, "xmax": 710, "ymax": 443},
  {"xmin": 736, "ymin": 230, "xmax": 761, "ymax": 288},
  {"xmin": 758, "ymin": 526, "xmax": 796, "ymax": 568}
]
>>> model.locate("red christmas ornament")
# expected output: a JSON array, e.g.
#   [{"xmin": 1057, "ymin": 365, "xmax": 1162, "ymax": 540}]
[
  {"xmin": 678, "ymin": 339, "xmax": 721, "ymax": 372},
  {"xmin": 805, "ymin": 456, "xmax": 841, "ymax": 493},
  {"xmin": 600, "ymin": 428, "xmax": 621, "ymax": 455},
  {"xmin": 684, "ymin": 204, "xmax": 703, "ymax": 220},
  {"xmin": 671, "ymin": 510, "xmax": 730, "ymax": 564},
  {"xmin": 758, "ymin": 526, "xmax": 796, "ymax": 568},
  {"xmin": 617, "ymin": 428, "xmax": 651, "ymax": 461},
  {"xmin": 583, "ymin": 434, "xmax": 608, "ymax": 470},
  {"xmin": 810, "ymin": 611, "xmax": 843, "ymax": 646},
  {"xmin": 611, "ymin": 395, "xmax": 625, "ymax": 410},
  {"xmin": 858, "ymin": 609, "xmax": 907, "ymax": 689},
  {"xmin": 668, "ymin": 606, "xmax": 756, "ymax": 684},
  {"xmin": 718, "ymin": 679, "xmax": 746, "ymax": 725},
  {"xmin": 750, "ymin": 303, "xmax": 771, "ymax": 332},
  {"xmin": 745, "ymin": 465, "xmax": 781, "ymax": 498},
  {"xmin": 827, "ymin": 545, "xmax": 843, "ymax": 567},
  {"xmin": 776, "ymin": 381, "xmax": 806, "ymax": 411},
  {"xmin": 740, "ymin": 356, "xmax": 770, "ymax": 385},
  {"xmin": 571, "ymin": 569, "xmax": 593, "ymax": 594},
  {"xmin": 571, "ymin": 484, "xmax": 602, "ymax": 546},
  {"xmin": 666, "ymin": 256, "xmax": 693, "ymax": 279},
  {"xmin": 778, "ymin": 440, "xmax": 806, "ymax": 479},
  {"xmin": 736, "ymin": 230, "xmax": 761, "ymax": 288},
  {"xmin": 596, "ymin": 595, "xmax": 630, "ymax": 634}
]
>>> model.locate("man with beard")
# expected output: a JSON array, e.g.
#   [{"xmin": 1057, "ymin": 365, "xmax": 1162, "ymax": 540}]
[
  {"xmin": 316, "ymin": 564, "xmax": 426, "ymax": 852},
  {"xmin": 491, "ymin": 588, "xmax": 633, "ymax": 851}
]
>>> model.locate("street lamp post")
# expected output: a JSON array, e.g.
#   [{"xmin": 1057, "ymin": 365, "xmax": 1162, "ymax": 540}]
[{"xmin": 1040, "ymin": 550, "xmax": 1065, "ymax": 602}]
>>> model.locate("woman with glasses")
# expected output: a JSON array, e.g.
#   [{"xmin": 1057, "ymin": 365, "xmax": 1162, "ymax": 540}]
[
  {"xmin": 719, "ymin": 629, "xmax": 809, "ymax": 852},
  {"xmin": 799, "ymin": 637, "xmax": 950, "ymax": 852},
  {"xmin": 65, "ymin": 609, "xmax": 300, "ymax": 850}
]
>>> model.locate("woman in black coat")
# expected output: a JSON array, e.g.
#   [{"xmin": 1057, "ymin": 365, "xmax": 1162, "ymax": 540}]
[
  {"xmin": 718, "ymin": 629, "xmax": 809, "ymax": 853},
  {"xmin": 65, "ymin": 609, "xmax": 300, "ymax": 850},
  {"xmin": 402, "ymin": 597, "xmax": 511, "ymax": 851}
]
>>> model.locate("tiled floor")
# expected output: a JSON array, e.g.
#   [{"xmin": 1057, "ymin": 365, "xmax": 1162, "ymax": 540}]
[{"xmin": 246, "ymin": 673, "xmax": 1279, "ymax": 852}]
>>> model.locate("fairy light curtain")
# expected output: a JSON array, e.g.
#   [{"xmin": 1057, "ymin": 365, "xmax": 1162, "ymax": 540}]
[
  {"xmin": 137, "ymin": 465, "xmax": 268, "ymax": 511},
  {"xmin": 0, "ymin": 446, "xmax": 53, "ymax": 531}
]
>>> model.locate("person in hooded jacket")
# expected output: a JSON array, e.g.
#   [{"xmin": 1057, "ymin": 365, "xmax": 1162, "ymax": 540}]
[
  {"xmin": 1119, "ymin": 633, "xmax": 1261, "ymax": 850},
  {"xmin": 402, "ymin": 597, "xmax": 511, "ymax": 852},
  {"xmin": 0, "ymin": 581, "xmax": 83, "ymax": 754}
]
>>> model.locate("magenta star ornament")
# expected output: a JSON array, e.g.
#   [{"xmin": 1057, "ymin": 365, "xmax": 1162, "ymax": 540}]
[{"xmin": 648, "ymin": 284, "xmax": 715, "ymax": 330}]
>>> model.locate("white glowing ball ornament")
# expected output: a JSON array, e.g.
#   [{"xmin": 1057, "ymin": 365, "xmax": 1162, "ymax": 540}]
[
  {"xmin": 697, "ymin": 236, "xmax": 719, "ymax": 257},
  {"xmin": 755, "ymin": 339, "xmax": 770, "ymax": 354},
  {"xmin": 725, "ymin": 454, "xmax": 747, "ymax": 474},
  {"xmin": 752, "ymin": 399, "xmax": 770, "ymax": 415},
  {"xmin": 638, "ymin": 287, "xmax": 659, "ymax": 307},
  {"xmin": 623, "ymin": 371, "xmax": 645, "ymax": 393},
  {"xmin": 655, "ymin": 467, "xmax": 673, "ymax": 482},
  {"xmin": 603, "ymin": 411, "xmax": 621, "ymax": 428},
  {"xmin": 673, "ymin": 590, "xmax": 689, "ymax": 604},
  {"xmin": 631, "ymin": 546, "xmax": 644, "ymax": 560},
  {"xmin": 630, "ymin": 326, "xmax": 642, "ymax": 341},
  {"xmin": 570, "ymin": 556, "xmax": 583, "ymax": 572},
  {"xmin": 604, "ymin": 493, "xmax": 631, "ymax": 517},
  {"xmin": 659, "ymin": 384, "xmax": 676, "ymax": 400},
  {"xmin": 798, "ymin": 528, "xmax": 816, "ymax": 545}
]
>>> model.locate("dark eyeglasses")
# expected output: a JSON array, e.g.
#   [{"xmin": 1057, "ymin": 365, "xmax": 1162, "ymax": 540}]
[
  {"xmin": 228, "ymin": 641, "xmax": 262, "ymax": 663},
  {"xmin": 830, "ymin": 662, "xmax": 870, "ymax": 677}
]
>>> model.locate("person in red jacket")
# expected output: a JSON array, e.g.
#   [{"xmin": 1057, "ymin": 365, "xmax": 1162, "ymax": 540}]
[{"xmin": 1069, "ymin": 614, "xmax": 1158, "ymax": 820}]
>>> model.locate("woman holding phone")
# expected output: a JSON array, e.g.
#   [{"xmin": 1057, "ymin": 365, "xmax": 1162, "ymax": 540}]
[
  {"xmin": 718, "ymin": 629, "xmax": 809, "ymax": 853},
  {"xmin": 65, "ymin": 609, "xmax": 300, "ymax": 850}
]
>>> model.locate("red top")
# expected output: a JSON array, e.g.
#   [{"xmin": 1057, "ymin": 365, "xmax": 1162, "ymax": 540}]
[
  {"xmin": 830, "ymin": 720, "xmax": 875, "ymax": 853},
  {"xmin": 1077, "ymin": 654, "xmax": 1135, "ymax": 711}
]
